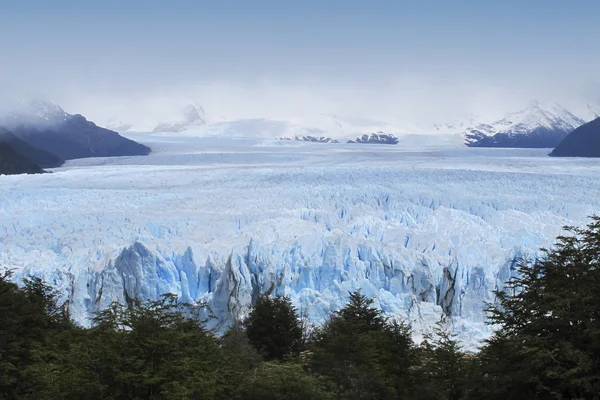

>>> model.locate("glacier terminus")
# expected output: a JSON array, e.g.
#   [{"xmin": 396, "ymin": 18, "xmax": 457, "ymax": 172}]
[{"xmin": 2, "ymin": 133, "xmax": 599, "ymax": 349}]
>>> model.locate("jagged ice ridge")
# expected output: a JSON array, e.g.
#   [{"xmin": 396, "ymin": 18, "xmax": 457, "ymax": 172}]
[{"xmin": 1, "ymin": 135, "xmax": 600, "ymax": 349}]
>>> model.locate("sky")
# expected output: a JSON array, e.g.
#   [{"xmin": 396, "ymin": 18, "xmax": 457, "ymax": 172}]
[{"xmin": 1, "ymin": 0, "xmax": 599, "ymax": 126}]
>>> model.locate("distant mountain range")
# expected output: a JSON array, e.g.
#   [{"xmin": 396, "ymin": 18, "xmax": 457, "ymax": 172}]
[
  {"xmin": 279, "ymin": 135, "xmax": 340, "ymax": 143},
  {"xmin": 153, "ymin": 104, "xmax": 206, "ymax": 133},
  {"xmin": 107, "ymin": 103, "xmax": 206, "ymax": 133},
  {"xmin": 104, "ymin": 98, "xmax": 599, "ymax": 150},
  {"xmin": 463, "ymin": 101, "xmax": 599, "ymax": 148},
  {"xmin": 0, "ymin": 96, "xmax": 151, "ymax": 175},
  {"xmin": 551, "ymin": 117, "xmax": 600, "ymax": 157},
  {"xmin": 348, "ymin": 132, "xmax": 399, "ymax": 144},
  {"xmin": 108, "ymin": 108, "xmax": 399, "ymax": 140}
]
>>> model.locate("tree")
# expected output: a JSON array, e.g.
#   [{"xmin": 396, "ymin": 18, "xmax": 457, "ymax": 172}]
[
  {"xmin": 217, "ymin": 323, "xmax": 263, "ymax": 397},
  {"xmin": 479, "ymin": 217, "xmax": 600, "ymax": 399},
  {"xmin": 232, "ymin": 361, "xmax": 332, "ymax": 400},
  {"xmin": 415, "ymin": 318, "xmax": 468, "ymax": 400},
  {"xmin": 244, "ymin": 295, "xmax": 303, "ymax": 360},
  {"xmin": 65, "ymin": 294, "xmax": 225, "ymax": 400},
  {"xmin": 0, "ymin": 271, "xmax": 74, "ymax": 398},
  {"xmin": 309, "ymin": 291, "xmax": 416, "ymax": 400}
]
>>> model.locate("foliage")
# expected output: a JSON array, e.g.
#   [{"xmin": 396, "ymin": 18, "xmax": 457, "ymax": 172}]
[
  {"xmin": 415, "ymin": 318, "xmax": 469, "ymax": 400},
  {"xmin": 232, "ymin": 361, "xmax": 332, "ymax": 400},
  {"xmin": 308, "ymin": 291, "xmax": 416, "ymax": 400},
  {"xmin": 3, "ymin": 217, "xmax": 600, "ymax": 399},
  {"xmin": 0, "ymin": 271, "xmax": 74, "ymax": 398},
  {"xmin": 244, "ymin": 294, "xmax": 303, "ymax": 360},
  {"xmin": 73, "ymin": 294, "xmax": 224, "ymax": 399},
  {"xmin": 217, "ymin": 323, "xmax": 263, "ymax": 397},
  {"xmin": 479, "ymin": 216, "xmax": 600, "ymax": 399}
]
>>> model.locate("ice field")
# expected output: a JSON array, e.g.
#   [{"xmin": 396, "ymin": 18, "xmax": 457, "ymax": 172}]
[{"xmin": 2, "ymin": 133, "xmax": 600, "ymax": 348}]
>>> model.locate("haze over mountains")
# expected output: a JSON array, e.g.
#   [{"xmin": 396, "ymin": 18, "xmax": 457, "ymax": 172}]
[
  {"xmin": 2, "ymin": 92, "xmax": 598, "ymax": 176},
  {"xmin": 102, "ymin": 96, "xmax": 600, "ymax": 149},
  {"xmin": 0, "ymin": 96, "xmax": 151, "ymax": 175},
  {"xmin": 464, "ymin": 101, "xmax": 593, "ymax": 148}
]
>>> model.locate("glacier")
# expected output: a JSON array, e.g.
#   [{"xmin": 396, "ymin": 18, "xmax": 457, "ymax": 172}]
[{"xmin": 1, "ymin": 133, "xmax": 600, "ymax": 349}]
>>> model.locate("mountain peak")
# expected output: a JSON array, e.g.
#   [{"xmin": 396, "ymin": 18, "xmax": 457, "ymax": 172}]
[
  {"xmin": 15, "ymin": 94, "xmax": 68, "ymax": 123},
  {"xmin": 528, "ymin": 99, "xmax": 543, "ymax": 109},
  {"xmin": 152, "ymin": 103, "xmax": 206, "ymax": 133},
  {"xmin": 464, "ymin": 100, "xmax": 586, "ymax": 148},
  {"xmin": 182, "ymin": 104, "xmax": 204, "ymax": 122}
]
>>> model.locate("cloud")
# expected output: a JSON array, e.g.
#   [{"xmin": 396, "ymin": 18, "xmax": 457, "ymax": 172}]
[
  {"xmin": 0, "ymin": 70, "xmax": 596, "ymax": 131},
  {"xmin": 30, "ymin": 76, "xmax": 528, "ymax": 128}
]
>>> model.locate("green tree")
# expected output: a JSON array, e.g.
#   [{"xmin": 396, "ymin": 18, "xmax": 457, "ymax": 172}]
[
  {"xmin": 64, "ymin": 294, "xmax": 225, "ymax": 400},
  {"xmin": 478, "ymin": 217, "xmax": 600, "ymax": 400},
  {"xmin": 244, "ymin": 295, "xmax": 303, "ymax": 360},
  {"xmin": 217, "ymin": 323, "xmax": 263, "ymax": 397},
  {"xmin": 232, "ymin": 361, "xmax": 332, "ymax": 400},
  {"xmin": 0, "ymin": 271, "xmax": 74, "ymax": 399},
  {"xmin": 416, "ymin": 319, "xmax": 468, "ymax": 400},
  {"xmin": 309, "ymin": 291, "xmax": 416, "ymax": 400}
]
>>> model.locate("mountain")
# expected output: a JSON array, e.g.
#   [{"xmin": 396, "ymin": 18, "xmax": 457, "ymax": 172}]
[
  {"xmin": 279, "ymin": 135, "xmax": 339, "ymax": 143},
  {"xmin": 0, "ymin": 127, "xmax": 62, "ymax": 168},
  {"xmin": 2, "ymin": 96, "xmax": 151, "ymax": 161},
  {"xmin": 153, "ymin": 104, "xmax": 206, "ymax": 133},
  {"xmin": 464, "ymin": 101, "xmax": 588, "ymax": 148},
  {"xmin": 348, "ymin": 132, "xmax": 399, "ymax": 144},
  {"xmin": 432, "ymin": 113, "xmax": 480, "ymax": 134},
  {"xmin": 550, "ymin": 117, "xmax": 600, "ymax": 157},
  {"xmin": 106, "ymin": 119, "xmax": 133, "ymax": 132},
  {"xmin": 154, "ymin": 113, "xmax": 406, "ymax": 142},
  {"xmin": 0, "ymin": 127, "xmax": 44, "ymax": 175}
]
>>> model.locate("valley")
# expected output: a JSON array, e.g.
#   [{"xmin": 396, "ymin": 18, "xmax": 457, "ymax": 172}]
[{"xmin": 2, "ymin": 133, "xmax": 599, "ymax": 348}]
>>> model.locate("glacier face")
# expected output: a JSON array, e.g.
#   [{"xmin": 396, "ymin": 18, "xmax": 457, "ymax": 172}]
[{"xmin": 1, "ymin": 133, "xmax": 600, "ymax": 349}]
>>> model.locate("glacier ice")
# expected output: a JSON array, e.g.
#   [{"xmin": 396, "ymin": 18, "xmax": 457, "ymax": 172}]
[{"xmin": 1, "ymin": 133, "xmax": 600, "ymax": 349}]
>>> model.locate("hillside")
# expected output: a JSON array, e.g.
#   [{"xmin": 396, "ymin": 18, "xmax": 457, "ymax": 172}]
[
  {"xmin": 0, "ymin": 137, "xmax": 43, "ymax": 175},
  {"xmin": 550, "ymin": 117, "xmax": 600, "ymax": 157},
  {"xmin": 3, "ymin": 96, "xmax": 151, "ymax": 162},
  {"xmin": 464, "ymin": 101, "xmax": 587, "ymax": 148},
  {"xmin": 0, "ymin": 127, "xmax": 62, "ymax": 168}
]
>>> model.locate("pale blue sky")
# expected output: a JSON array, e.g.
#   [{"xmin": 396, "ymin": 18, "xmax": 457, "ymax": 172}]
[{"xmin": 1, "ymin": 0, "xmax": 598, "ymax": 121}]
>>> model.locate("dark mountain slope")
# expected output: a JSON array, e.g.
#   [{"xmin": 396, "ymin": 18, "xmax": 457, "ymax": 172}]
[
  {"xmin": 4, "ymin": 97, "xmax": 151, "ymax": 162},
  {"xmin": 0, "ymin": 140, "xmax": 43, "ymax": 175},
  {"xmin": 11, "ymin": 114, "xmax": 151, "ymax": 161},
  {"xmin": 0, "ymin": 127, "xmax": 63, "ymax": 168},
  {"xmin": 550, "ymin": 117, "xmax": 600, "ymax": 157},
  {"xmin": 466, "ymin": 127, "xmax": 570, "ymax": 148}
]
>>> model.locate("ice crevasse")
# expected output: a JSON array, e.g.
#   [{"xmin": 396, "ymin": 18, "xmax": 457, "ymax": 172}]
[{"xmin": 3, "ymin": 150, "xmax": 600, "ymax": 349}]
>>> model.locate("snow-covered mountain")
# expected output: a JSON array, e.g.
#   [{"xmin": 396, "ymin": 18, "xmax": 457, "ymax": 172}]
[
  {"xmin": 101, "ymin": 96, "xmax": 600, "ymax": 147},
  {"xmin": 168, "ymin": 112, "xmax": 400, "ymax": 140},
  {"xmin": 110, "ymin": 107, "xmax": 427, "ymax": 141},
  {"xmin": 153, "ymin": 104, "xmax": 206, "ymax": 133},
  {"xmin": 279, "ymin": 135, "xmax": 340, "ymax": 143},
  {"xmin": 105, "ymin": 103, "xmax": 206, "ymax": 133},
  {"xmin": 0, "ymin": 96, "xmax": 151, "ymax": 163},
  {"xmin": 106, "ymin": 119, "xmax": 133, "ymax": 132},
  {"xmin": 432, "ymin": 114, "xmax": 480, "ymax": 134},
  {"xmin": 464, "ymin": 101, "xmax": 596, "ymax": 148},
  {"xmin": 3, "ymin": 94, "xmax": 70, "ymax": 126},
  {"xmin": 348, "ymin": 132, "xmax": 399, "ymax": 144}
]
